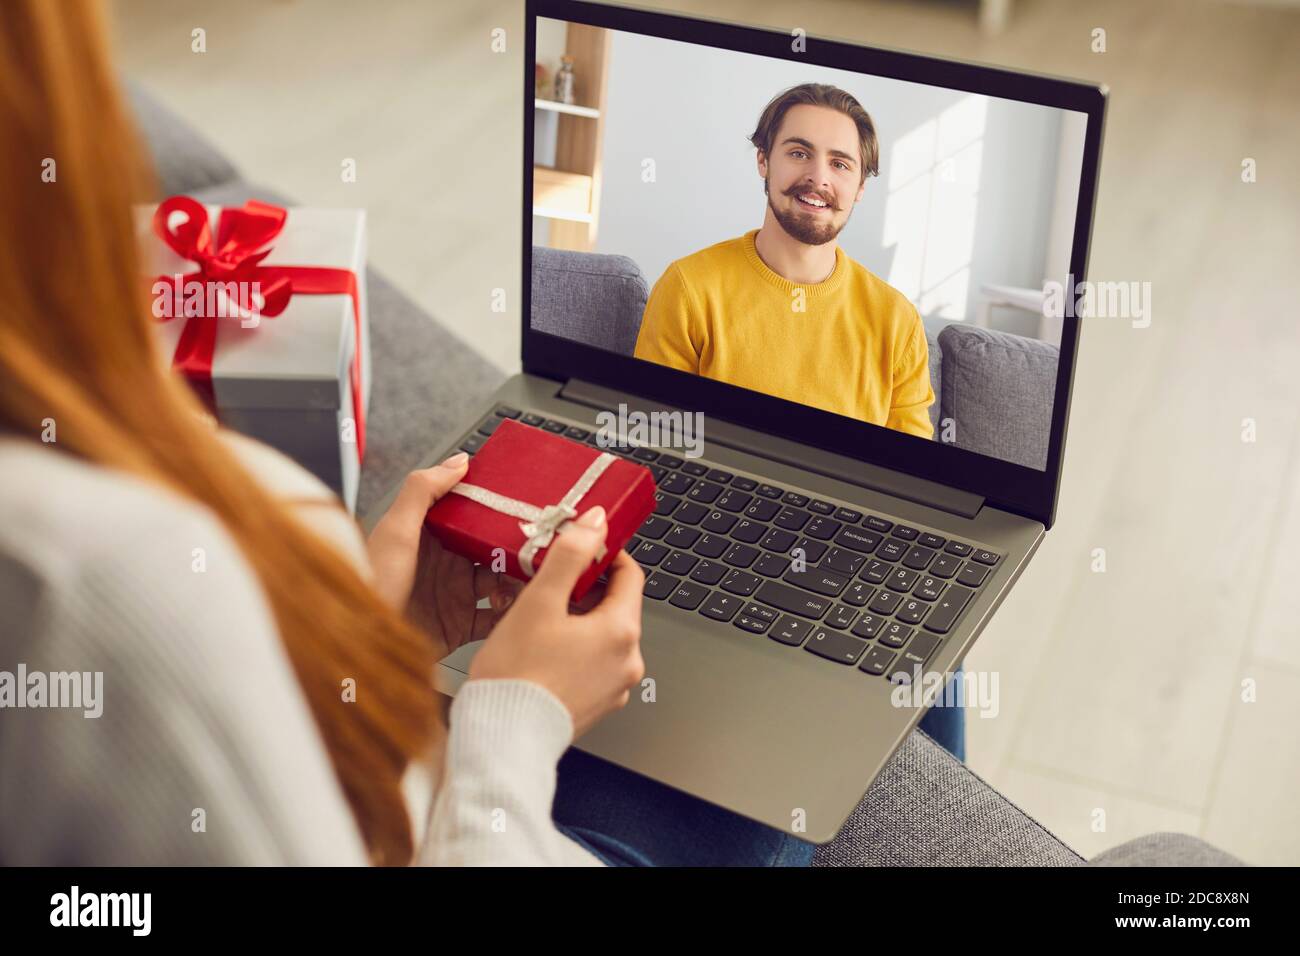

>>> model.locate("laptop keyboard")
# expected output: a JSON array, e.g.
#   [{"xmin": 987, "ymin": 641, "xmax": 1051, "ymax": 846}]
[{"xmin": 457, "ymin": 405, "xmax": 1002, "ymax": 682}]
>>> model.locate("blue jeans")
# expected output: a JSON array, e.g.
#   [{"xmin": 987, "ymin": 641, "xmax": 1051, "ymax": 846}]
[{"xmin": 552, "ymin": 669, "xmax": 965, "ymax": 866}]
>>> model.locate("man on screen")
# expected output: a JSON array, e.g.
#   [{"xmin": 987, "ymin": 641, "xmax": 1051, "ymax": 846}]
[{"xmin": 633, "ymin": 83, "xmax": 934, "ymax": 438}]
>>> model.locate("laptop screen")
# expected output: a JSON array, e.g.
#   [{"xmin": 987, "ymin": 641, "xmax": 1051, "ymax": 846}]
[{"xmin": 530, "ymin": 13, "xmax": 1091, "ymax": 473}]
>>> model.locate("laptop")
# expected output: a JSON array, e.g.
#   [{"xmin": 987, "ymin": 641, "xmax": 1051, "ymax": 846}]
[{"xmin": 387, "ymin": 0, "xmax": 1105, "ymax": 843}]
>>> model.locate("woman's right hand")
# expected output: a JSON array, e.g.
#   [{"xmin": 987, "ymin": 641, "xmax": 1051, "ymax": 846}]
[{"xmin": 467, "ymin": 506, "xmax": 646, "ymax": 738}]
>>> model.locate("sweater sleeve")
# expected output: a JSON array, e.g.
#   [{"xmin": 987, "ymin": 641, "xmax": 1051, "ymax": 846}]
[
  {"xmin": 634, "ymin": 262, "xmax": 702, "ymax": 373},
  {"xmin": 887, "ymin": 309, "xmax": 936, "ymax": 439},
  {"xmin": 419, "ymin": 679, "xmax": 604, "ymax": 866}
]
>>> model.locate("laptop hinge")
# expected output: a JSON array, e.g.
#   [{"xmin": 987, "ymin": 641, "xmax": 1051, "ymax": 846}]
[{"xmin": 558, "ymin": 378, "xmax": 985, "ymax": 520}]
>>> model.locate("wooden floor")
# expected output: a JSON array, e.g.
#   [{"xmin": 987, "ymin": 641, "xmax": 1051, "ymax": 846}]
[{"xmin": 115, "ymin": 0, "xmax": 1300, "ymax": 863}]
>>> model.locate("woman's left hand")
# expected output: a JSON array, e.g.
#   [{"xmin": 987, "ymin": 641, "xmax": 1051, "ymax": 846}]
[{"xmin": 366, "ymin": 452, "xmax": 523, "ymax": 656}]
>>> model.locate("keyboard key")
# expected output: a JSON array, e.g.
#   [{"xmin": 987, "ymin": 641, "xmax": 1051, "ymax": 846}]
[
  {"xmin": 669, "ymin": 582, "xmax": 709, "ymax": 610},
  {"xmin": 477, "ymin": 417, "xmax": 503, "ymax": 436},
  {"xmin": 661, "ymin": 551, "xmax": 699, "ymax": 576},
  {"xmin": 631, "ymin": 448, "xmax": 660, "ymax": 462},
  {"xmin": 918, "ymin": 532, "xmax": 946, "ymax": 549},
  {"xmin": 891, "ymin": 525, "xmax": 919, "ymax": 541},
  {"xmin": 742, "ymin": 603, "xmax": 779, "ymax": 623},
  {"xmin": 834, "ymin": 526, "xmax": 883, "ymax": 554},
  {"xmin": 731, "ymin": 519, "xmax": 766, "ymax": 544},
  {"xmin": 913, "ymin": 576, "xmax": 946, "ymax": 602},
  {"xmin": 859, "ymin": 559, "xmax": 891, "ymax": 584},
  {"xmin": 494, "ymin": 405, "xmax": 521, "ymax": 418},
  {"xmin": 659, "ymin": 472, "xmax": 694, "ymax": 495},
  {"xmin": 631, "ymin": 541, "xmax": 669, "ymax": 566},
  {"xmin": 782, "ymin": 492, "xmax": 809, "ymax": 507},
  {"xmin": 653, "ymin": 493, "xmax": 680, "ymax": 516},
  {"xmin": 680, "ymin": 461, "xmax": 708, "ymax": 476},
  {"xmin": 665, "ymin": 525, "xmax": 701, "ymax": 549},
  {"xmin": 842, "ymin": 582, "xmax": 875, "ymax": 607},
  {"xmin": 732, "ymin": 477, "xmax": 758, "ymax": 492},
  {"xmin": 875, "ymin": 538, "xmax": 908, "ymax": 562},
  {"xmin": 733, "ymin": 613, "xmax": 770, "ymax": 634},
  {"xmin": 700, "ymin": 591, "xmax": 743, "ymax": 622},
  {"xmin": 902, "ymin": 546, "xmax": 937, "ymax": 571},
  {"xmin": 693, "ymin": 533, "xmax": 729, "ymax": 558},
  {"xmin": 752, "ymin": 552, "xmax": 791, "ymax": 577},
  {"xmin": 542, "ymin": 419, "xmax": 567, "ymax": 433},
  {"xmin": 756, "ymin": 484, "xmax": 784, "ymax": 499},
  {"xmin": 886, "ymin": 567, "xmax": 919, "ymax": 592},
  {"xmin": 658, "ymin": 454, "xmax": 684, "ymax": 469},
  {"xmin": 769, "ymin": 615, "xmax": 813, "ymax": 646},
  {"xmin": 804, "ymin": 516, "xmax": 841, "ymax": 540},
  {"xmin": 720, "ymin": 570, "xmax": 761, "ymax": 597},
  {"xmin": 859, "ymin": 646, "xmax": 897, "ymax": 675},
  {"xmin": 782, "ymin": 566, "xmax": 849, "ymax": 597},
  {"xmin": 459, "ymin": 433, "xmax": 486, "ymax": 454},
  {"xmin": 850, "ymin": 613, "xmax": 886, "ymax": 639},
  {"xmin": 774, "ymin": 508, "xmax": 811, "ymax": 531},
  {"xmin": 565, "ymin": 426, "xmax": 590, "ymax": 441},
  {"xmin": 834, "ymin": 507, "xmax": 863, "ymax": 523},
  {"xmin": 864, "ymin": 515, "xmax": 894, "ymax": 533},
  {"xmin": 808, "ymin": 499, "xmax": 835, "ymax": 515},
  {"xmin": 723, "ymin": 543, "xmax": 760, "ymax": 568},
  {"xmin": 790, "ymin": 538, "xmax": 827, "ymax": 564},
  {"xmin": 900, "ymin": 632, "xmax": 942, "ymax": 667},
  {"xmin": 929, "ymin": 554, "xmax": 962, "ymax": 578},
  {"xmin": 879, "ymin": 622, "xmax": 913, "ymax": 648},
  {"xmin": 716, "ymin": 490, "xmax": 753, "ymax": 513},
  {"xmin": 521, "ymin": 412, "xmax": 545, "ymax": 426},
  {"xmin": 643, "ymin": 571, "xmax": 678, "ymax": 599},
  {"xmin": 706, "ymin": 469, "xmax": 734, "ymax": 483},
  {"xmin": 701, "ymin": 510, "xmax": 737, "ymax": 534},
  {"xmin": 805, "ymin": 629, "xmax": 869, "ymax": 665},
  {"xmin": 823, "ymin": 546, "xmax": 865, "ymax": 575},
  {"xmin": 673, "ymin": 502, "xmax": 708, "ymax": 525},
  {"xmin": 689, "ymin": 560, "xmax": 727, "ymax": 585},
  {"xmin": 638, "ymin": 515, "xmax": 671, "ymax": 539},
  {"xmin": 944, "ymin": 541, "xmax": 973, "ymax": 557},
  {"xmin": 923, "ymin": 584, "xmax": 975, "ymax": 634},
  {"xmin": 895, "ymin": 599, "xmax": 929, "ymax": 625},
  {"xmin": 972, "ymin": 549, "xmax": 1000, "ymax": 566},
  {"xmin": 824, "ymin": 604, "xmax": 858, "ymax": 629},
  {"xmin": 686, "ymin": 481, "xmax": 722, "ymax": 504},
  {"xmin": 868, "ymin": 589, "xmax": 904, "ymax": 614},
  {"xmin": 760, "ymin": 528, "xmax": 798, "ymax": 553},
  {"xmin": 624, "ymin": 536, "xmax": 642, "ymax": 554},
  {"xmin": 647, "ymin": 464, "xmax": 668, "ymax": 483},
  {"xmin": 957, "ymin": 562, "xmax": 989, "ymax": 588},
  {"xmin": 755, "ymin": 580, "xmax": 831, "ymax": 619},
  {"xmin": 744, "ymin": 498, "xmax": 780, "ymax": 522}
]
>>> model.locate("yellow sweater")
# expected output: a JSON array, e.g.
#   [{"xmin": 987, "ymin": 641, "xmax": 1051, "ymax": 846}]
[{"xmin": 633, "ymin": 230, "xmax": 934, "ymax": 439}]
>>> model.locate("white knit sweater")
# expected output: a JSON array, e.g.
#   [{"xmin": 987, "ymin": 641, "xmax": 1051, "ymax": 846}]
[{"xmin": 0, "ymin": 435, "xmax": 601, "ymax": 866}]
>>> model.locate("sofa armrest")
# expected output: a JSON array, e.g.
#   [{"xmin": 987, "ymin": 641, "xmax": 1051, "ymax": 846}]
[
  {"xmin": 127, "ymin": 84, "xmax": 241, "ymax": 197},
  {"xmin": 531, "ymin": 246, "xmax": 649, "ymax": 356}
]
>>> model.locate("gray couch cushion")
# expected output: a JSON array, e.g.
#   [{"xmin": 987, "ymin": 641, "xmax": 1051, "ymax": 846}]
[
  {"xmin": 925, "ymin": 328, "xmax": 942, "ymax": 435},
  {"xmin": 531, "ymin": 246, "xmax": 649, "ymax": 356},
  {"xmin": 181, "ymin": 182, "xmax": 507, "ymax": 518},
  {"xmin": 814, "ymin": 729, "xmax": 1084, "ymax": 866},
  {"xmin": 1087, "ymin": 832, "xmax": 1245, "ymax": 867},
  {"xmin": 128, "ymin": 85, "xmax": 241, "ymax": 198},
  {"xmin": 937, "ymin": 325, "xmax": 1058, "ymax": 470}
]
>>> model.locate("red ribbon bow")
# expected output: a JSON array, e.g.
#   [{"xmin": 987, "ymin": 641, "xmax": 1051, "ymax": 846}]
[{"xmin": 152, "ymin": 196, "xmax": 365, "ymax": 459}]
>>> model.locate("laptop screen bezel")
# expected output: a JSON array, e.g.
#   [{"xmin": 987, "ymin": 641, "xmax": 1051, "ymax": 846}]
[{"xmin": 522, "ymin": 0, "xmax": 1106, "ymax": 528}]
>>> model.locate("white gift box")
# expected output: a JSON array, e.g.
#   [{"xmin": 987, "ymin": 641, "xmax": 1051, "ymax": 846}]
[{"xmin": 136, "ymin": 203, "xmax": 371, "ymax": 513}]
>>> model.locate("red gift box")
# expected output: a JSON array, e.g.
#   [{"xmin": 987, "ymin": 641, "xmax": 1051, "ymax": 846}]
[{"xmin": 425, "ymin": 418, "xmax": 657, "ymax": 601}]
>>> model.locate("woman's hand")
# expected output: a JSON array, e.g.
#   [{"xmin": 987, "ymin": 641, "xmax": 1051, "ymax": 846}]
[
  {"xmin": 469, "ymin": 506, "xmax": 646, "ymax": 738},
  {"xmin": 366, "ymin": 452, "xmax": 523, "ymax": 656}
]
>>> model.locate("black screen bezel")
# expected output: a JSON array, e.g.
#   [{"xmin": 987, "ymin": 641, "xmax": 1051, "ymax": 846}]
[{"xmin": 523, "ymin": 0, "xmax": 1107, "ymax": 527}]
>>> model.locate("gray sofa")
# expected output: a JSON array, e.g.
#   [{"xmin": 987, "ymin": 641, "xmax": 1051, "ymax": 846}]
[
  {"xmin": 532, "ymin": 245, "xmax": 1057, "ymax": 470},
  {"xmin": 130, "ymin": 86, "xmax": 1238, "ymax": 867}
]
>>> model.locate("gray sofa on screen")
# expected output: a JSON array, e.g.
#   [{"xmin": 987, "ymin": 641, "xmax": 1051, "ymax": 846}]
[
  {"xmin": 131, "ymin": 84, "xmax": 1241, "ymax": 867},
  {"xmin": 532, "ymin": 246, "xmax": 1057, "ymax": 470}
]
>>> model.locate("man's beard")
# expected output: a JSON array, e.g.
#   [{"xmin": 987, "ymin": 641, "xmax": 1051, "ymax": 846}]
[{"xmin": 765, "ymin": 177, "xmax": 849, "ymax": 247}]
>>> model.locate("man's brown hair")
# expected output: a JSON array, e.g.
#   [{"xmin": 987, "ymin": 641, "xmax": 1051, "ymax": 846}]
[{"xmin": 749, "ymin": 83, "xmax": 880, "ymax": 183}]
